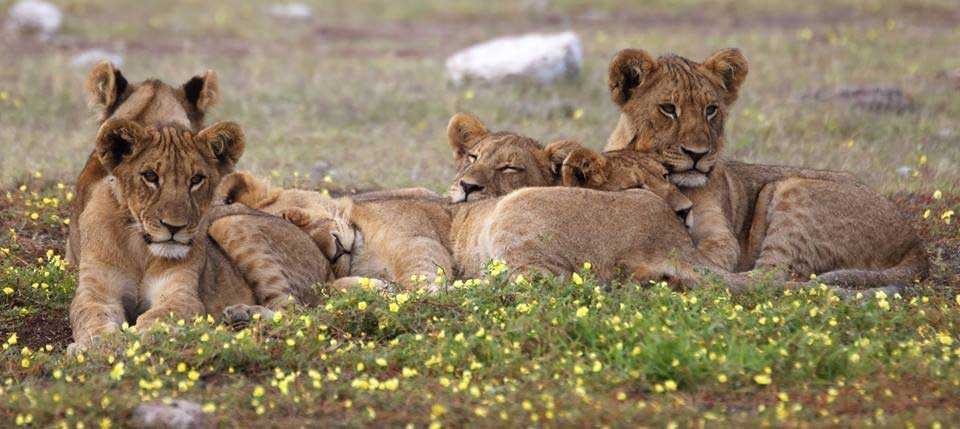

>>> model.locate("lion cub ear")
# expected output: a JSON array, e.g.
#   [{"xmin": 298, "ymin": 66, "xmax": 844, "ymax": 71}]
[
  {"xmin": 608, "ymin": 49, "xmax": 658, "ymax": 107},
  {"xmin": 543, "ymin": 140, "xmax": 583, "ymax": 177},
  {"xmin": 216, "ymin": 171, "xmax": 256, "ymax": 205},
  {"xmin": 85, "ymin": 61, "xmax": 129, "ymax": 116},
  {"xmin": 95, "ymin": 119, "xmax": 147, "ymax": 172},
  {"xmin": 447, "ymin": 112, "xmax": 488, "ymax": 161},
  {"xmin": 702, "ymin": 48, "xmax": 748, "ymax": 104},
  {"xmin": 196, "ymin": 121, "xmax": 245, "ymax": 174},
  {"xmin": 182, "ymin": 70, "xmax": 220, "ymax": 113},
  {"xmin": 561, "ymin": 148, "xmax": 608, "ymax": 188}
]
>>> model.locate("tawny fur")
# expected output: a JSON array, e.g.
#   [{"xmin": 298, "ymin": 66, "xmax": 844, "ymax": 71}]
[
  {"xmin": 446, "ymin": 113, "xmax": 690, "ymax": 210},
  {"xmin": 217, "ymin": 172, "xmax": 452, "ymax": 291},
  {"xmin": 68, "ymin": 121, "xmax": 327, "ymax": 351},
  {"xmin": 70, "ymin": 120, "xmax": 248, "ymax": 348},
  {"xmin": 449, "ymin": 187, "xmax": 710, "ymax": 283},
  {"xmin": 228, "ymin": 115, "xmax": 703, "ymax": 290},
  {"xmin": 550, "ymin": 144, "xmax": 693, "ymax": 214},
  {"xmin": 68, "ymin": 61, "xmax": 220, "ymax": 266},
  {"xmin": 604, "ymin": 48, "xmax": 927, "ymax": 286}
]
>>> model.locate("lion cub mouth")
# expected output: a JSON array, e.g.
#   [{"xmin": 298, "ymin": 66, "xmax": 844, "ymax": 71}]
[
  {"xmin": 142, "ymin": 233, "xmax": 194, "ymax": 259},
  {"xmin": 669, "ymin": 171, "xmax": 709, "ymax": 188}
]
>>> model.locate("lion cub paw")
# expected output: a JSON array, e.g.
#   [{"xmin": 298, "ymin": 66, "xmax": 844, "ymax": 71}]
[
  {"xmin": 223, "ymin": 304, "xmax": 276, "ymax": 330},
  {"xmin": 279, "ymin": 208, "xmax": 312, "ymax": 228}
]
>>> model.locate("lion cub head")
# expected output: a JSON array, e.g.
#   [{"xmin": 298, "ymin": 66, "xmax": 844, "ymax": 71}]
[
  {"xmin": 547, "ymin": 143, "xmax": 693, "ymax": 217},
  {"xmin": 95, "ymin": 119, "xmax": 244, "ymax": 259},
  {"xmin": 446, "ymin": 113, "xmax": 563, "ymax": 203},
  {"xmin": 607, "ymin": 48, "xmax": 748, "ymax": 188},
  {"xmin": 216, "ymin": 172, "xmax": 357, "ymax": 276}
]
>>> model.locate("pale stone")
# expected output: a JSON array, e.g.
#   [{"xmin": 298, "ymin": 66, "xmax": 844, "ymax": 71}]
[
  {"xmin": 446, "ymin": 31, "xmax": 582, "ymax": 85},
  {"xmin": 6, "ymin": 0, "xmax": 62, "ymax": 39}
]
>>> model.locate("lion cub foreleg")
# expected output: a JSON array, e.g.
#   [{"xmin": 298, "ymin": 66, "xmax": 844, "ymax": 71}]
[
  {"xmin": 209, "ymin": 217, "xmax": 297, "ymax": 310},
  {"xmin": 69, "ymin": 262, "xmax": 137, "ymax": 347},
  {"xmin": 135, "ymin": 263, "xmax": 205, "ymax": 332},
  {"xmin": 686, "ymin": 198, "xmax": 740, "ymax": 271},
  {"xmin": 380, "ymin": 236, "xmax": 454, "ymax": 291}
]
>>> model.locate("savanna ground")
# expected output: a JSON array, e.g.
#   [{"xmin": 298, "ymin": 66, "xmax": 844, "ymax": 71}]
[{"xmin": 2, "ymin": 0, "xmax": 960, "ymax": 427}]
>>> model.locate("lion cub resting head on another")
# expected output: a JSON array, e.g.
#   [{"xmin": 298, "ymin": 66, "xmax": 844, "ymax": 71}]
[
  {"xmin": 446, "ymin": 112, "xmax": 692, "ymax": 215},
  {"xmin": 217, "ymin": 172, "xmax": 452, "ymax": 292},
  {"xmin": 604, "ymin": 47, "xmax": 927, "ymax": 288},
  {"xmin": 69, "ymin": 120, "xmax": 327, "ymax": 351}
]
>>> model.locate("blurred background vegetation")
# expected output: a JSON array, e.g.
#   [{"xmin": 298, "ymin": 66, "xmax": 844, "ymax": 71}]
[{"xmin": 1, "ymin": 0, "xmax": 958, "ymax": 193}]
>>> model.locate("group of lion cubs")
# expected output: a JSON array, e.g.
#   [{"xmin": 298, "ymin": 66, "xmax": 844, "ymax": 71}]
[{"xmin": 64, "ymin": 47, "xmax": 926, "ymax": 351}]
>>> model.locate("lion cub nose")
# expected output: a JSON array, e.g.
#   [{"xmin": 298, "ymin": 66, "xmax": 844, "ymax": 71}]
[
  {"xmin": 160, "ymin": 219, "xmax": 187, "ymax": 235},
  {"xmin": 681, "ymin": 146, "xmax": 708, "ymax": 164},
  {"xmin": 460, "ymin": 180, "xmax": 484, "ymax": 197}
]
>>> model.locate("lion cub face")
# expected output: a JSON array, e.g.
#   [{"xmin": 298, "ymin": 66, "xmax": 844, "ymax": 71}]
[
  {"xmin": 216, "ymin": 171, "xmax": 356, "ymax": 276},
  {"xmin": 547, "ymin": 143, "xmax": 693, "ymax": 217},
  {"xmin": 608, "ymin": 48, "xmax": 748, "ymax": 188},
  {"xmin": 446, "ymin": 113, "xmax": 557, "ymax": 203},
  {"xmin": 95, "ymin": 119, "xmax": 244, "ymax": 259}
]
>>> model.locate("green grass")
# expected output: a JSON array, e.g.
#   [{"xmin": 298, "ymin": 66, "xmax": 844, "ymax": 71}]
[
  {"xmin": 2, "ymin": 0, "xmax": 960, "ymax": 426},
  {"xmin": 3, "ymin": 253, "xmax": 960, "ymax": 427},
  {"xmin": 0, "ymin": 176, "xmax": 958, "ymax": 426}
]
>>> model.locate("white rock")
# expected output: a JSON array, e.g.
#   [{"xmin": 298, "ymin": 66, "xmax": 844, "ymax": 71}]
[
  {"xmin": 267, "ymin": 3, "xmax": 312, "ymax": 19},
  {"xmin": 896, "ymin": 166, "xmax": 912, "ymax": 178},
  {"xmin": 446, "ymin": 31, "xmax": 582, "ymax": 85},
  {"xmin": 71, "ymin": 49, "xmax": 123, "ymax": 68},
  {"xmin": 6, "ymin": 0, "xmax": 62, "ymax": 39},
  {"xmin": 131, "ymin": 400, "xmax": 207, "ymax": 429}
]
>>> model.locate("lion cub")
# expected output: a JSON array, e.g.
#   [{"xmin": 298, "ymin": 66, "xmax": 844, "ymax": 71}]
[
  {"xmin": 447, "ymin": 112, "xmax": 692, "ymax": 215},
  {"xmin": 69, "ymin": 120, "xmax": 327, "ymax": 351},
  {"xmin": 216, "ymin": 172, "xmax": 452, "ymax": 291},
  {"xmin": 69, "ymin": 61, "xmax": 220, "ymax": 267},
  {"xmin": 603, "ymin": 47, "xmax": 927, "ymax": 286}
]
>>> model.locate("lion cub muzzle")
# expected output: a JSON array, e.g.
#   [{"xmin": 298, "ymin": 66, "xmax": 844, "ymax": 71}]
[{"xmin": 452, "ymin": 180, "xmax": 485, "ymax": 203}]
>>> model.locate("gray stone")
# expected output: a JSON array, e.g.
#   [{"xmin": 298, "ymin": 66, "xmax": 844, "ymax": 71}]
[
  {"xmin": 131, "ymin": 400, "xmax": 208, "ymax": 429},
  {"xmin": 6, "ymin": 0, "xmax": 62, "ymax": 40},
  {"xmin": 267, "ymin": 3, "xmax": 312, "ymax": 20},
  {"xmin": 895, "ymin": 166, "xmax": 912, "ymax": 178},
  {"xmin": 446, "ymin": 32, "xmax": 582, "ymax": 86}
]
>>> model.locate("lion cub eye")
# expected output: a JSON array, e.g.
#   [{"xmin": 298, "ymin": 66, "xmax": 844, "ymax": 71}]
[
  {"xmin": 658, "ymin": 103, "xmax": 678, "ymax": 118},
  {"xmin": 467, "ymin": 154, "xmax": 478, "ymax": 163},
  {"xmin": 141, "ymin": 170, "xmax": 159, "ymax": 184},
  {"xmin": 189, "ymin": 174, "xmax": 206, "ymax": 188},
  {"xmin": 705, "ymin": 105, "xmax": 718, "ymax": 119}
]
